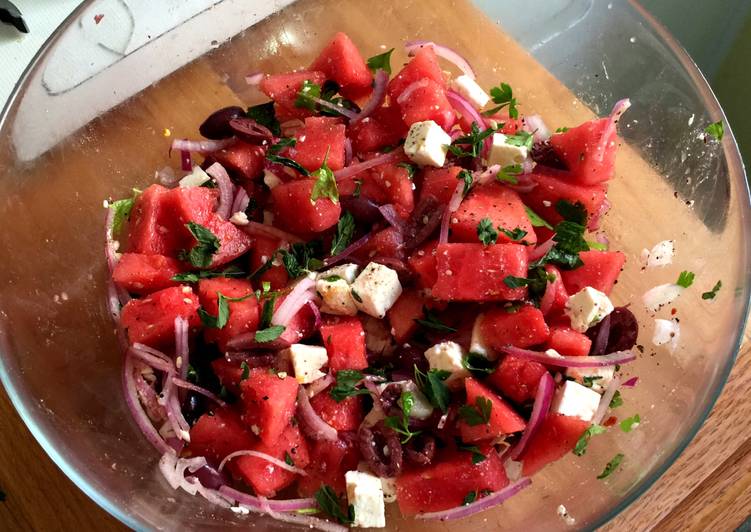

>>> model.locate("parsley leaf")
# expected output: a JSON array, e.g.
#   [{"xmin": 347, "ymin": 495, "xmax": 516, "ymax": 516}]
[
  {"xmin": 254, "ymin": 325, "xmax": 285, "ymax": 343},
  {"xmin": 314, "ymin": 485, "xmax": 355, "ymax": 525},
  {"xmin": 198, "ymin": 291, "xmax": 254, "ymax": 329},
  {"xmin": 353, "ymin": 179, "xmax": 362, "ymax": 198},
  {"xmin": 284, "ymin": 451, "xmax": 295, "ymax": 466},
  {"xmin": 414, "ymin": 366, "xmax": 451, "ymax": 413},
  {"xmin": 171, "ymin": 265, "xmax": 245, "ymax": 283},
  {"xmin": 295, "ymin": 80, "xmax": 357, "ymax": 118},
  {"xmin": 457, "ymin": 441, "xmax": 487, "ymax": 464},
  {"xmin": 555, "ymin": 199, "xmax": 587, "ymax": 225},
  {"xmin": 499, "ymin": 226, "xmax": 528, "ymax": 242},
  {"xmin": 458, "ymin": 169, "xmax": 474, "ymax": 196},
  {"xmin": 620, "ymin": 414, "xmax": 641, "ymax": 433},
  {"xmin": 531, "ymin": 201, "xmax": 591, "ymax": 270},
  {"xmin": 458, "ymin": 396, "xmax": 492, "ymax": 426},
  {"xmin": 330, "ymin": 370, "xmax": 369, "ymax": 402},
  {"xmin": 582, "ymin": 375, "xmax": 603, "ymax": 388},
  {"xmin": 573, "ymin": 424, "xmax": 606, "ymax": 456},
  {"xmin": 266, "ymin": 153, "xmax": 310, "ymax": 176},
  {"xmin": 504, "ymin": 131, "xmax": 534, "ymax": 151},
  {"xmin": 367, "ymin": 48, "xmax": 394, "ymax": 74},
  {"xmin": 555, "ymin": 126, "xmax": 570, "ymax": 133},
  {"xmin": 705, "ymin": 121, "xmax": 724, "ymax": 141},
  {"xmin": 384, "ymin": 391, "xmax": 422, "ymax": 443},
  {"xmin": 278, "ymin": 241, "xmax": 324, "ymax": 278},
  {"xmin": 310, "ymin": 151, "xmax": 339, "ymax": 204},
  {"xmin": 415, "ymin": 307, "xmax": 457, "ymax": 332},
  {"xmin": 477, "ymin": 218, "xmax": 498, "ymax": 245},
  {"xmin": 497, "ymin": 164, "xmax": 521, "ymax": 185},
  {"xmin": 587, "ymin": 240, "xmax": 608, "ymax": 251},
  {"xmin": 295, "ymin": 79, "xmax": 321, "ymax": 111},
  {"xmin": 109, "ymin": 189, "xmax": 141, "ymax": 235},
  {"xmin": 462, "ymin": 352, "xmax": 495, "ymax": 375},
  {"xmin": 597, "ymin": 453, "xmax": 624, "ymax": 479},
  {"xmin": 524, "ymin": 205, "xmax": 553, "ymax": 229},
  {"xmin": 702, "ymin": 280, "xmax": 722, "ymax": 300},
  {"xmin": 258, "ymin": 292, "xmax": 279, "ymax": 329},
  {"xmin": 484, "ymin": 82, "xmax": 518, "ymax": 118},
  {"xmin": 503, "ymin": 267, "xmax": 555, "ymax": 299},
  {"xmin": 184, "ymin": 222, "xmax": 220, "ymax": 268},
  {"xmin": 448, "ymin": 122, "xmax": 496, "ymax": 158},
  {"xmin": 397, "ymin": 161, "xmax": 417, "ymax": 180},
  {"xmin": 268, "ymin": 137, "xmax": 296, "ymax": 154},
  {"xmin": 462, "ymin": 491, "xmax": 478, "ymax": 505},
  {"xmin": 246, "ymin": 102, "xmax": 281, "ymax": 137},
  {"xmin": 609, "ymin": 390, "xmax": 624, "ymax": 408},
  {"xmin": 676, "ymin": 270, "xmax": 695, "ymax": 288},
  {"xmin": 240, "ymin": 361, "xmax": 250, "ymax": 380}
]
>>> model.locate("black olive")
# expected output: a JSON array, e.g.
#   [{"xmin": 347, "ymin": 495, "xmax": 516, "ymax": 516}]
[{"xmin": 199, "ymin": 106, "xmax": 245, "ymax": 139}]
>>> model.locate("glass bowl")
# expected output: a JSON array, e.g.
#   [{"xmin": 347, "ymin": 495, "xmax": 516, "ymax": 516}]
[{"xmin": 0, "ymin": 0, "xmax": 748, "ymax": 530}]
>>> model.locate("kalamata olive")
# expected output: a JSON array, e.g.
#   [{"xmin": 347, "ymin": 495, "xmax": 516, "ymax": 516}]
[
  {"xmin": 199, "ymin": 106, "xmax": 245, "ymax": 139},
  {"xmin": 394, "ymin": 345, "xmax": 429, "ymax": 374},
  {"xmin": 378, "ymin": 383, "xmax": 403, "ymax": 412},
  {"xmin": 182, "ymin": 393, "xmax": 206, "ymax": 425},
  {"xmin": 358, "ymin": 422, "xmax": 403, "ymax": 478},
  {"xmin": 587, "ymin": 306, "xmax": 639, "ymax": 354},
  {"xmin": 341, "ymin": 196, "xmax": 383, "ymax": 225},
  {"xmin": 405, "ymin": 433, "xmax": 436, "ymax": 465},
  {"xmin": 531, "ymin": 140, "xmax": 567, "ymax": 170},
  {"xmin": 228, "ymin": 117, "xmax": 274, "ymax": 144}
]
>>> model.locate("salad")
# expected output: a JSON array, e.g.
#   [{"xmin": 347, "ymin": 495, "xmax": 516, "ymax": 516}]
[{"xmin": 105, "ymin": 32, "xmax": 644, "ymax": 529}]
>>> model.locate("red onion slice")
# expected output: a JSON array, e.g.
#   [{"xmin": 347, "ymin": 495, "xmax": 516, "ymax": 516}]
[
  {"xmin": 323, "ymin": 231, "xmax": 372, "ymax": 267},
  {"xmin": 297, "ymin": 387, "xmax": 338, "ymax": 441},
  {"xmin": 172, "ymin": 378, "xmax": 227, "ymax": 406},
  {"xmin": 305, "ymin": 300, "xmax": 322, "ymax": 330},
  {"xmin": 131, "ymin": 342, "xmax": 172, "ymax": 364},
  {"xmin": 272, "ymin": 277, "xmax": 316, "ymax": 327},
  {"xmin": 230, "ymin": 187, "xmax": 250, "ymax": 216},
  {"xmin": 180, "ymin": 150, "xmax": 192, "ymax": 172},
  {"xmin": 245, "ymin": 72, "xmax": 264, "ymax": 85},
  {"xmin": 510, "ymin": 373, "xmax": 554, "ymax": 460},
  {"xmin": 218, "ymin": 449, "xmax": 308, "ymax": 476},
  {"xmin": 474, "ymin": 164, "xmax": 501, "ymax": 186},
  {"xmin": 589, "ymin": 197, "xmax": 611, "ymax": 231},
  {"xmin": 241, "ymin": 221, "xmax": 303, "ymax": 244},
  {"xmin": 344, "ymin": 137, "xmax": 353, "ymax": 166},
  {"xmin": 334, "ymin": 149, "xmax": 405, "ymax": 181},
  {"xmin": 527, "ymin": 237, "xmax": 555, "ymax": 262},
  {"xmin": 205, "ymin": 162, "xmax": 234, "ymax": 220},
  {"xmin": 171, "ymin": 138, "xmax": 233, "ymax": 154},
  {"xmin": 219, "ymin": 486, "xmax": 319, "ymax": 513},
  {"xmin": 307, "ymin": 97, "xmax": 358, "ymax": 120},
  {"xmin": 622, "ymin": 376, "xmax": 639, "ymax": 388},
  {"xmin": 397, "ymin": 79, "xmax": 430, "ymax": 105},
  {"xmin": 523, "ymin": 114, "xmax": 551, "ymax": 142},
  {"xmin": 539, "ymin": 265, "xmax": 562, "ymax": 316},
  {"xmin": 592, "ymin": 376, "xmax": 622, "ymax": 426},
  {"xmin": 163, "ymin": 377, "xmax": 191, "ymax": 442},
  {"xmin": 129, "ymin": 346, "xmax": 174, "ymax": 373},
  {"xmin": 446, "ymin": 90, "xmax": 487, "ymax": 128},
  {"xmin": 122, "ymin": 353, "xmax": 171, "ymax": 454},
  {"xmin": 306, "ymin": 373, "xmax": 335, "ymax": 398},
  {"xmin": 500, "ymin": 346, "xmax": 636, "ymax": 368},
  {"xmin": 134, "ymin": 369, "xmax": 166, "ymax": 423},
  {"xmin": 351, "ymin": 69, "xmax": 389, "ymax": 125},
  {"xmin": 174, "ymin": 316, "xmax": 189, "ymax": 381},
  {"xmin": 378, "ymin": 204, "xmax": 406, "ymax": 232},
  {"xmin": 405, "ymin": 40, "xmax": 476, "ymax": 79},
  {"xmin": 225, "ymin": 333, "xmax": 291, "ymax": 351},
  {"xmin": 596, "ymin": 98, "xmax": 631, "ymax": 163},
  {"xmin": 439, "ymin": 181, "xmax": 465, "ymax": 244},
  {"xmin": 415, "ymin": 478, "xmax": 532, "ymax": 521}
]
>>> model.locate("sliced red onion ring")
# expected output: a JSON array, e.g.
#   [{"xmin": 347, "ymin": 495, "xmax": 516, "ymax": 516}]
[
  {"xmin": 415, "ymin": 478, "xmax": 531, "ymax": 521},
  {"xmin": 527, "ymin": 237, "xmax": 555, "ymax": 262},
  {"xmin": 523, "ymin": 114, "xmax": 551, "ymax": 142},
  {"xmin": 205, "ymin": 162, "xmax": 234, "ymax": 220},
  {"xmin": 297, "ymin": 387, "xmax": 338, "ymax": 441},
  {"xmin": 171, "ymin": 137, "xmax": 233, "ymax": 154},
  {"xmin": 305, "ymin": 300, "xmax": 322, "ymax": 330},
  {"xmin": 591, "ymin": 314, "xmax": 612, "ymax": 356},
  {"xmin": 241, "ymin": 221, "xmax": 303, "ymax": 244},
  {"xmin": 172, "ymin": 378, "xmax": 227, "ymax": 406},
  {"xmin": 446, "ymin": 90, "xmax": 487, "ymax": 128},
  {"xmin": 592, "ymin": 376, "xmax": 622, "ymax": 426},
  {"xmin": 334, "ymin": 149, "xmax": 405, "ymax": 181},
  {"xmin": 260, "ymin": 499, "xmax": 347, "ymax": 532},
  {"xmin": 308, "ymin": 97, "xmax": 359, "ymax": 120},
  {"xmin": 307, "ymin": 373, "xmax": 335, "ymax": 398},
  {"xmin": 245, "ymin": 72, "xmax": 264, "ymax": 85},
  {"xmin": 589, "ymin": 197, "xmax": 611, "ymax": 231},
  {"xmin": 405, "ymin": 40, "xmax": 476, "ymax": 79},
  {"xmin": 280, "ymin": 119, "xmax": 305, "ymax": 137},
  {"xmin": 539, "ymin": 265, "xmax": 562, "ymax": 316},
  {"xmin": 230, "ymin": 187, "xmax": 250, "ymax": 216},
  {"xmin": 218, "ymin": 449, "xmax": 308, "ymax": 476},
  {"xmin": 622, "ymin": 376, "xmax": 639, "ymax": 388},
  {"xmin": 510, "ymin": 373, "xmax": 554, "ymax": 460},
  {"xmin": 180, "ymin": 150, "xmax": 192, "ymax": 172},
  {"xmin": 503, "ymin": 458, "xmax": 523, "ymax": 481},
  {"xmin": 159, "ymin": 452, "xmax": 205, "ymax": 490},
  {"xmin": 378, "ymin": 204, "xmax": 406, "ymax": 232},
  {"xmin": 344, "ymin": 137, "xmax": 353, "ymax": 166},
  {"xmin": 219, "ymin": 486, "xmax": 318, "ymax": 513},
  {"xmin": 500, "ymin": 346, "xmax": 636, "ymax": 368},
  {"xmin": 474, "ymin": 164, "xmax": 501, "ymax": 186},
  {"xmin": 122, "ymin": 353, "xmax": 171, "ymax": 454},
  {"xmin": 131, "ymin": 342, "xmax": 172, "ymax": 364},
  {"xmin": 439, "ymin": 181, "xmax": 465, "ymax": 244},
  {"xmin": 323, "ymin": 231, "xmax": 372, "ymax": 267},
  {"xmin": 134, "ymin": 369, "xmax": 166, "ymax": 423},
  {"xmin": 397, "ymin": 79, "xmax": 430, "ymax": 105},
  {"xmin": 129, "ymin": 347, "xmax": 174, "ymax": 373},
  {"xmin": 351, "ymin": 69, "xmax": 389, "ymax": 125},
  {"xmin": 596, "ymin": 98, "xmax": 631, "ymax": 163},
  {"xmin": 272, "ymin": 277, "xmax": 316, "ymax": 327},
  {"xmin": 163, "ymin": 376, "xmax": 191, "ymax": 442},
  {"xmin": 174, "ymin": 316, "xmax": 189, "ymax": 382}
]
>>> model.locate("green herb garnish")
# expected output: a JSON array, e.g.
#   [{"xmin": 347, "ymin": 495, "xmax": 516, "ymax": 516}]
[
  {"xmin": 240, "ymin": 361, "xmax": 250, "ymax": 381},
  {"xmin": 458, "ymin": 169, "xmax": 474, "ymax": 196},
  {"xmin": 458, "ymin": 396, "xmax": 492, "ymax": 426},
  {"xmin": 284, "ymin": 451, "xmax": 295, "ymax": 466},
  {"xmin": 247, "ymin": 102, "xmax": 281, "ymax": 136},
  {"xmin": 457, "ymin": 441, "xmax": 487, "ymax": 464},
  {"xmin": 477, "ymin": 218, "xmax": 498, "ymax": 245},
  {"xmin": 497, "ymin": 164, "xmax": 521, "ymax": 185},
  {"xmin": 314, "ymin": 485, "xmax": 355, "ymax": 525},
  {"xmin": 524, "ymin": 205, "xmax": 553, "ymax": 230},
  {"xmin": 609, "ymin": 390, "xmax": 624, "ymax": 409},
  {"xmin": 330, "ymin": 370, "xmax": 369, "ymax": 402},
  {"xmin": 397, "ymin": 162, "xmax": 417, "ymax": 180},
  {"xmin": 676, "ymin": 270, "xmax": 695, "ymax": 288},
  {"xmin": 367, "ymin": 48, "xmax": 394, "ymax": 74},
  {"xmin": 415, "ymin": 307, "xmax": 457, "ymax": 332},
  {"xmin": 310, "ymin": 150, "xmax": 339, "ymax": 204},
  {"xmin": 573, "ymin": 424, "xmax": 606, "ymax": 456},
  {"xmin": 462, "ymin": 491, "xmax": 478, "ymax": 505},
  {"xmin": 278, "ymin": 241, "xmax": 324, "ymax": 278},
  {"xmin": 582, "ymin": 375, "xmax": 603, "ymax": 388},
  {"xmin": 171, "ymin": 265, "xmax": 245, "ymax": 283},
  {"xmin": 254, "ymin": 325, "xmax": 286, "ymax": 343},
  {"xmin": 555, "ymin": 126, "xmax": 570, "ymax": 133},
  {"xmin": 705, "ymin": 121, "xmax": 724, "ymax": 141},
  {"xmin": 330, "ymin": 211, "xmax": 355, "ymax": 256},
  {"xmin": 183, "ymin": 222, "xmax": 220, "ymax": 268},
  {"xmin": 448, "ymin": 122, "xmax": 496, "ymax": 159},
  {"xmin": 266, "ymin": 153, "xmax": 310, "ymax": 176},
  {"xmin": 462, "ymin": 352, "xmax": 495, "ymax": 375},
  {"xmin": 108, "ymin": 189, "xmax": 141, "ymax": 235},
  {"xmin": 198, "ymin": 291, "xmax": 254, "ymax": 329},
  {"xmin": 414, "ymin": 366, "xmax": 451, "ymax": 413},
  {"xmin": 702, "ymin": 280, "xmax": 722, "ymax": 300},
  {"xmin": 504, "ymin": 131, "xmax": 534, "ymax": 151},
  {"xmin": 483, "ymin": 82, "xmax": 518, "ymax": 118},
  {"xmin": 597, "ymin": 453, "xmax": 624, "ymax": 479},
  {"xmin": 499, "ymin": 226, "xmax": 528, "ymax": 242},
  {"xmin": 620, "ymin": 414, "xmax": 641, "ymax": 433},
  {"xmin": 351, "ymin": 289, "xmax": 363, "ymax": 303},
  {"xmin": 384, "ymin": 391, "xmax": 422, "ymax": 443}
]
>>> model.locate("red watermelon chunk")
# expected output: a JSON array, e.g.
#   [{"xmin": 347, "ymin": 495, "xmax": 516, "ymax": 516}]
[
  {"xmin": 202, "ymin": 215, "xmax": 254, "ymax": 268},
  {"xmin": 120, "ymin": 286, "xmax": 200, "ymax": 348},
  {"xmin": 293, "ymin": 116, "xmax": 346, "ymax": 172},
  {"xmin": 127, "ymin": 184, "xmax": 180, "ymax": 255},
  {"xmin": 366, "ymin": 163, "xmax": 415, "ymax": 218},
  {"xmin": 488, "ymin": 356, "xmax": 549, "ymax": 404},
  {"xmin": 398, "ymin": 78, "xmax": 456, "ymax": 131},
  {"xmin": 259, "ymin": 70, "xmax": 327, "ymax": 121},
  {"xmin": 432, "ymin": 243, "xmax": 528, "ymax": 301},
  {"xmin": 349, "ymin": 105, "xmax": 408, "ymax": 155},
  {"xmin": 520, "ymin": 413, "xmax": 589, "ymax": 476},
  {"xmin": 320, "ymin": 316, "xmax": 368, "ymax": 371},
  {"xmin": 407, "ymin": 240, "xmax": 438, "ymax": 289},
  {"xmin": 480, "ymin": 305, "xmax": 550, "ymax": 350},
  {"xmin": 112, "ymin": 253, "xmax": 182, "ymax": 295},
  {"xmin": 353, "ymin": 226, "xmax": 405, "ymax": 261},
  {"xmin": 248, "ymin": 234, "xmax": 289, "ymax": 290},
  {"xmin": 234, "ymin": 424, "xmax": 310, "ymax": 497},
  {"xmin": 419, "ymin": 166, "xmax": 462, "ymax": 205},
  {"xmin": 450, "ymin": 183, "xmax": 537, "ymax": 246},
  {"xmin": 271, "ymin": 179, "xmax": 342, "ymax": 235},
  {"xmin": 386, "ymin": 289, "xmax": 446, "ymax": 344},
  {"xmin": 208, "ymin": 141, "xmax": 266, "ymax": 182},
  {"xmin": 522, "ymin": 167, "xmax": 607, "ymax": 230},
  {"xmin": 188, "ymin": 408, "xmax": 256, "ymax": 467},
  {"xmin": 198, "ymin": 278, "xmax": 259, "ymax": 351},
  {"xmin": 549, "ymin": 118, "xmax": 618, "ymax": 185},
  {"xmin": 560, "ymin": 250, "xmax": 626, "ymax": 295},
  {"xmin": 298, "ymin": 438, "xmax": 361, "ymax": 497},
  {"xmin": 310, "ymin": 388, "xmax": 364, "ymax": 431},
  {"xmin": 388, "ymin": 46, "xmax": 445, "ymax": 101},
  {"xmin": 396, "ymin": 445, "xmax": 508, "ymax": 516},
  {"xmin": 546, "ymin": 326, "xmax": 592, "ymax": 356},
  {"xmin": 239, "ymin": 368, "xmax": 299, "ymax": 446},
  {"xmin": 310, "ymin": 32, "xmax": 373, "ymax": 100},
  {"xmin": 458, "ymin": 377, "xmax": 526, "ymax": 443}
]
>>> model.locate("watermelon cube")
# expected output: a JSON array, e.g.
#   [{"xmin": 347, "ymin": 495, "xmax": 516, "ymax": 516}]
[
  {"xmin": 294, "ymin": 116, "xmax": 346, "ymax": 172},
  {"xmin": 487, "ymin": 356, "xmax": 549, "ymax": 404},
  {"xmin": 431, "ymin": 243, "xmax": 528, "ymax": 301},
  {"xmin": 387, "ymin": 289, "xmax": 437, "ymax": 344},
  {"xmin": 458, "ymin": 377, "xmax": 526, "ymax": 443},
  {"xmin": 366, "ymin": 163, "xmax": 414, "ymax": 218},
  {"xmin": 188, "ymin": 408, "xmax": 256, "ymax": 467},
  {"xmin": 208, "ymin": 141, "xmax": 266, "ymax": 182},
  {"xmin": 239, "ymin": 368, "xmax": 299, "ymax": 446},
  {"xmin": 480, "ymin": 305, "xmax": 550, "ymax": 350},
  {"xmin": 259, "ymin": 70, "xmax": 327, "ymax": 121},
  {"xmin": 388, "ymin": 46, "xmax": 445, "ymax": 101},
  {"xmin": 248, "ymin": 234, "xmax": 289, "ymax": 290},
  {"xmin": 162, "ymin": 186, "xmax": 217, "ymax": 229},
  {"xmin": 353, "ymin": 226, "xmax": 405, "ymax": 261},
  {"xmin": 520, "ymin": 413, "xmax": 589, "ymax": 476},
  {"xmin": 545, "ymin": 326, "xmax": 592, "ymax": 356},
  {"xmin": 419, "ymin": 166, "xmax": 462, "ymax": 205},
  {"xmin": 560, "ymin": 250, "xmax": 626, "ymax": 295},
  {"xmin": 127, "ymin": 184, "xmax": 181, "ymax": 256},
  {"xmin": 271, "ymin": 179, "xmax": 342, "ymax": 235},
  {"xmin": 120, "ymin": 286, "xmax": 200, "ymax": 347},
  {"xmin": 198, "ymin": 278, "xmax": 259, "ymax": 351},
  {"xmin": 112, "ymin": 253, "xmax": 182, "ymax": 295},
  {"xmin": 298, "ymin": 438, "xmax": 361, "ymax": 497},
  {"xmin": 202, "ymin": 215, "xmax": 254, "ymax": 268},
  {"xmin": 310, "ymin": 387, "xmax": 364, "ymax": 431},
  {"xmin": 349, "ymin": 105, "xmax": 408, "ymax": 155},
  {"xmin": 310, "ymin": 32, "xmax": 373, "ymax": 100},
  {"xmin": 320, "ymin": 316, "xmax": 368, "ymax": 371},
  {"xmin": 398, "ymin": 78, "xmax": 456, "ymax": 131},
  {"xmin": 407, "ymin": 240, "xmax": 439, "ymax": 289},
  {"xmin": 549, "ymin": 118, "xmax": 618, "ymax": 185},
  {"xmin": 450, "ymin": 183, "xmax": 537, "ymax": 246}
]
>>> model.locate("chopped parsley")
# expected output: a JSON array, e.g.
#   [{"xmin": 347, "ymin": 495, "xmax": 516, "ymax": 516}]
[
  {"xmin": 462, "ymin": 491, "xmax": 478, "ymax": 505},
  {"xmin": 458, "ymin": 169, "xmax": 474, "ymax": 196},
  {"xmin": 171, "ymin": 265, "xmax": 245, "ymax": 283},
  {"xmin": 702, "ymin": 280, "xmax": 722, "ymax": 300},
  {"xmin": 198, "ymin": 291, "xmax": 254, "ymax": 329},
  {"xmin": 414, "ymin": 366, "xmax": 451, "ymax": 413},
  {"xmin": 620, "ymin": 414, "xmax": 641, "ymax": 433},
  {"xmin": 314, "ymin": 485, "xmax": 355, "ymax": 525},
  {"xmin": 384, "ymin": 391, "xmax": 422, "ymax": 443},
  {"xmin": 457, "ymin": 441, "xmax": 487, "ymax": 464},
  {"xmin": 240, "ymin": 361, "xmax": 250, "ymax": 380},
  {"xmin": 597, "ymin": 453, "xmax": 624, "ymax": 479},
  {"xmin": 183, "ymin": 222, "xmax": 220, "ymax": 268},
  {"xmin": 415, "ymin": 307, "xmax": 457, "ymax": 332},
  {"xmin": 254, "ymin": 325, "xmax": 285, "ymax": 343},
  {"xmin": 503, "ymin": 267, "xmax": 556, "ymax": 299},
  {"xmin": 462, "ymin": 352, "xmax": 494, "ymax": 375},
  {"xmin": 284, "ymin": 451, "xmax": 295, "ymax": 466},
  {"xmin": 497, "ymin": 164, "xmax": 521, "ymax": 185},
  {"xmin": 323, "ymin": 275, "xmax": 342, "ymax": 282},
  {"xmin": 458, "ymin": 396, "xmax": 492, "ymax": 426},
  {"xmin": 310, "ymin": 150, "xmax": 339, "ymax": 204},
  {"xmin": 352, "ymin": 179, "xmax": 363, "ymax": 198},
  {"xmin": 448, "ymin": 122, "xmax": 496, "ymax": 158},
  {"xmin": 278, "ymin": 241, "xmax": 324, "ymax": 278},
  {"xmin": 504, "ymin": 131, "xmax": 534, "ymax": 151},
  {"xmin": 705, "ymin": 121, "xmax": 724, "ymax": 141},
  {"xmin": 587, "ymin": 240, "xmax": 608, "ymax": 251},
  {"xmin": 499, "ymin": 226, "xmax": 528, "ymax": 242},
  {"xmin": 483, "ymin": 82, "xmax": 518, "ymax": 118},
  {"xmin": 555, "ymin": 126, "xmax": 570, "ymax": 133},
  {"xmin": 266, "ymin": 153, "xmax": 310, "ymax": 176},
  {"xmin": 676, "ymin": 270, "xmax": 695, "ymax": 288},
  {"xmin": 295, "ymin": 80, "xmax": 357, "ymax": 118},
  {"xmin": 108, "ymin": 189, "xmax": 141, "ymax": 235},
  {"xmin": 524, "ymin": 205, "xmax": 553, "ymax": 230},
  {"xmin": 367, "ymin": 48, "xmax": 394, "ymax": 74},
  {"xmin": 609, "ymin": 390, "xmax": 624, "ymax": 409},
  {"xmin": 530, "ymin": 200, "xmax": 590, "ymax": 270},
  {"xmin": 295, "ymin": 79, "xmax": 322, "ymax": 111},
  {"xmin": 247, "ymin": 102, "xmax": 281, "ymax": 136},
  {"xmin": 258, "ymin": 291, "xmax": 279, "ymax": 329},
  {"xmin": 330, "ymin": 370, "xmax": 369, "ymax": 402},
  {"xmin": 573, "ymin": 424, "xmax": 606, "ymax": 456},
  {"xmin": 330, "ymin": 211, "xmax": 355, "ymax": 256},
  {"xmin": 477, "ymin": 218, "xmax": 498, "ymax": 245},
  {"xmin": 582, "ymin": 375, "xmax": 603, "ymax": 388},
  {"xmin": 397, "ymin": 161, "xmax": 417, "ymax": 180}
]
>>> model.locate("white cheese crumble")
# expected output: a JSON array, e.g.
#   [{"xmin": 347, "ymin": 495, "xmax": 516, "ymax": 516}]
[
  {"xmin": 557, "ymin": 504, "xmax": 576, "ymax": 526},
  {"xmin": 229, "ymin": 211, "xmax": 249, "ymax": 226},
  {"xmin": 564, "ymin": 287, "xmax": 614, "ymax": 332},
  {"xmin": 469, "ymin": 314, "xmax": 497, "ymax": 360},
  {"xmin": 486, "ymin": 133, "xmax": 529, "ymax": 168},
  {"xmin": 263, "ymin": 169, "xmax": 282, "ymax": 189},
  {"xmin": 377, "ymin": 380, "xmax": 434, "ymax": 420},
  {"xmin": 317, "ymin": 278, "xmax": 358, "ymax": 316},
  {"xmin": 317, "ymin": 263, "xmax": 360, "ymax": 284},
  {"xmin": 642, "ymin": 240, "xmax": 674, "ymax": 268},
  {"xmin": 566, "ymin": 366, "xmax": 615, "ymax": 393},
  {"xmin": 345, "ymin": 470, "xmax": 386, "ymax": 528},
  {"xmin": 450, "ymin": 75, "xmax": 491, "ymax": 108},
  {"xmin": 350, "ymin": 263, "xmax": 403, "ymax": 318},
  {"xmin": 282, "ymin": 344, "xmax": 328, "ymax": 384},
  {"xmin": 404, "ymin": 120, "xmax": 452, "ymax": 167},
  {"xmin": 178, "ymin": 166, "xmax": 211, "ymax": 188},
  {"xmin": 652, "ymin": 318, "xmax": 680, "ymax": 353},
  {"xmin": 424, "ymin": 341, "xmax": 469, "ymax": 381},
  {"xmin": 551, "ymin": 380, "xmax": 602, "ymax": 422}
]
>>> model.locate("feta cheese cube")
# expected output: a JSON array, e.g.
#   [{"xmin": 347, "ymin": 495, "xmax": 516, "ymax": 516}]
[
  {"xmin": 486, "ymin": 133, "xmax": 528, "ymax": 168},
  {"xmin": 565, "ymin": 287, "xmax": 614, "ymax": 332},
  {"xmin": 350, "ymin": 263, "xmax": 403, "ymax": 318},
  {"xmin": 551, "ymin": 380, "xmax": 602, "ymax": 422},
  {"xmin": 345, "ymin": 471, "xmax": 386, "ymax": 528},
  {"xmin": 566, "ymin": 366, "xmax": 615, "ymax": 393},
  {"xmin": 317, "ymin": 278, "xmax": 357, "ymax": 316},
  {"xmin": 229, "ymin": 211, "xmax": 249, "ymax": 226},
  {"xmin": 283, "ymin": 344, "xmax": 328, "ymax": 384},
  {"xmin": 179, "ymin": 166, "xmax": 211, "ymax": 188},
  {"xmin": 377, "ymin": 380, "xmax": 434, "ymax": 420},
  {"xmin": 263, "ymin": 169, "xmax": 282, "ymax": 189},
  {"xmin": 318, "ymin": 263, "xmax": 359, "ymax": 284},
  {"xmin": 404, "ymin": 120, "xmax": 452, "ymax": 168},
  {"xmin": 450, "ymin": 75, "xmax": 491, "ymax": 108},
  {"xmin": 469, "ymin": 314, "xmax": 496, "ymax": 360},
  {"xmin": 424, "ymin": 341, "xmax": 469, "ymax": 381}
]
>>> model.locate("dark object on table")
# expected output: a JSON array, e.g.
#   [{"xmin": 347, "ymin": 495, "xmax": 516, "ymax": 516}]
[{"xmin": 0, "ymin": 0, "xmax": 29, "ymax": 34}]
